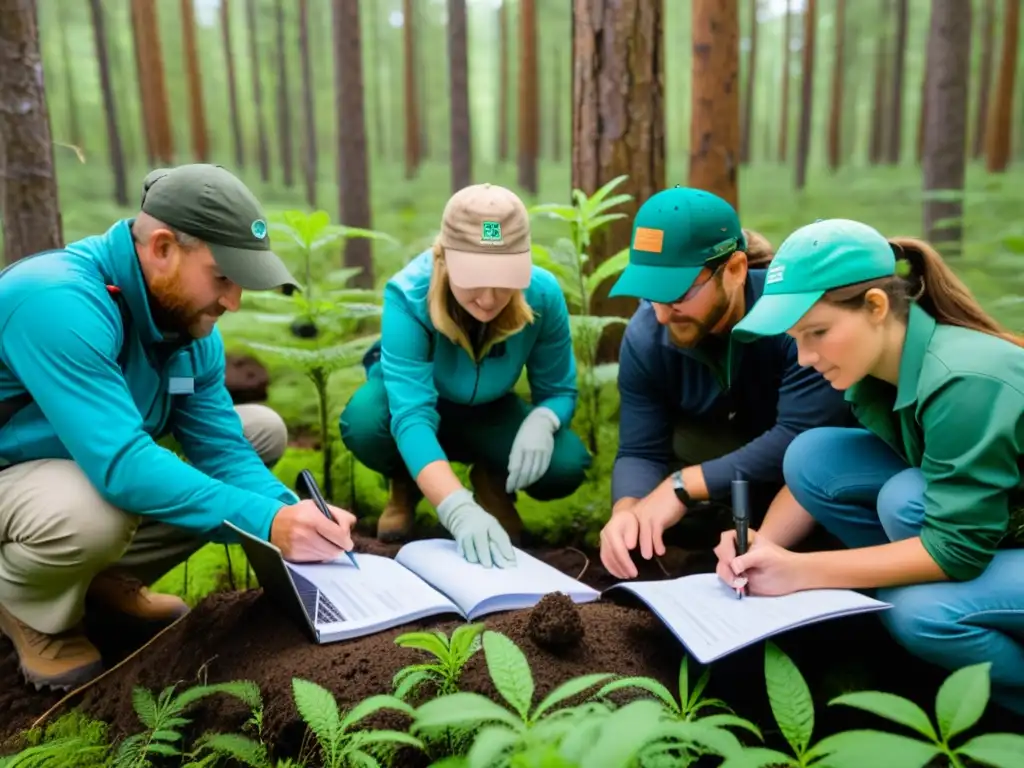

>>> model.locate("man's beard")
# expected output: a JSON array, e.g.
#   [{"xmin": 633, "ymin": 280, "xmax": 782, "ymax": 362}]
[
  {"xmin": 147, "ymin": 269, "xmax": 217, "ymax": 340},
  {"xmin": 666, "ymin": 290, "xmax": 731, "ymax": 349}
]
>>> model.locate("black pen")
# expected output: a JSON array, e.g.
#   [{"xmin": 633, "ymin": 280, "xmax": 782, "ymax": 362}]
[
  {"xmin": 731, "ymin": 470, "xmax": 749, "ymax": 599},
  {"xmin": 299, "ymin": 469, "xmax": 359, "ymax": 569}
]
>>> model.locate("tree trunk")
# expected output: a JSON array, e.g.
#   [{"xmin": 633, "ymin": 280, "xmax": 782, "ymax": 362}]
[
  {"xmin": 246, "ymin": 0, "xmax": 270, "ymax": 182},
  {"xmin": 181, "ymin": 0, "xmax": 209, "ymax": 163},
  {"xmin": 0, "ymin": 0, "xmax": 63, "ymax": 263},
  {"xmin": 131, "ymin": 0, "xmax": 173, "ymax": 165},
  {"xmin": 498, "ymin": 0, "xmax": 509, "ymax": 163},
  {"xmin": 777, "ymin": 0, "xmax": 791, "ymax": 162},
  {"xmin": 740, "ymin": 0, "xmax": 757, "ymax": 165},
  {"xmin": 275, "ymin": 0, "xmax": 293, "ymax": 187},
  {"xmin": 984, "ymin": 0, "xmax": 1019, "ymax": 172},
  {"xmin": 403, "ymin": 0, "xmax": 420, "ymax": 179},
  {"xmin": 972, "ymin": 0, "xmax": 995, "ymax": 159},
  {"xmin": 922, "ymin": 0, "xmax": 971, "ymax": 254},
  {"xmin": 87, "ymin": 0, "xmax": 127, "ymax": 207},
  {"xmin": 869, "ymin": 9, "xmax": 889, "ymax": 165},
  {"xmin": 916, "ymin": 63, "xmax": 928, "ymax": 164},
  {"xmin": 56, "ymin": 0, "xmax": 82, "ymax": 150},
  {"xmin": 331, "ymin": 0, "xmax": 374, "ymax": 288},
  {"xmin": 448, "ymin": 0, "xmax": 472, "ymax": 193},
  {"xmin": 517, "ymin": 0, "xmax": 538, "ymax": 194},
  {"xmin": 572, "ymin": 0, "xmax": 665, "ymax": 361},
  {"xmin": 220, "ymin": 0, "xmax": 245, "ymax": 169},
  {"xmin": 794, "ymin": 0, "xmax": 816, "ymax": 189},
  {"xmin": 299, "ymin": 0, "xmax": 317, "ymax": 207},
  {"xmin": 885, "ymin": 0, "xmax": 908, "ymax": 164},
  {"xmin": 690, "ymin": 0, "xmax": 740, "ymax": 209},
  {"xmin": 417, "ymin": 0, "xmax": 430, "ymax": 161},
  {"xmin": 826, "ymin": 0, "xmax": 845, "ymax": 171}
]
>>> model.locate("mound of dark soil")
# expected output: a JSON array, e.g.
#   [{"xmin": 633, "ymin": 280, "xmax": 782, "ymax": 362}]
[{"xmin": 224, "ymin": 353, "xmax": 270, "ymax": 404}]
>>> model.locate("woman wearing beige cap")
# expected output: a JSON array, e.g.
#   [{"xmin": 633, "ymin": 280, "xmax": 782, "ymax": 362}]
[{"xmin": 340, "ymin": 183, "xmax": 591, "ymax": 568}]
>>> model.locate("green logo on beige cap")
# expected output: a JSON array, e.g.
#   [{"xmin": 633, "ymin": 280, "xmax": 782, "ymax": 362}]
[
  {"xmin": 251, "ymin": 219, "xmax": 267, "ymax": 239},
  {"xmin": 481, "ymin": 220, "xmax": 502, "ymax": 243}
]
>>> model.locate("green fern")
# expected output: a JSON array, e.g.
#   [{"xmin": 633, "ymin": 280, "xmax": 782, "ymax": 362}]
[{"xmin": 0, "ymin": 713, "xmax": 111, "ymax": 768}]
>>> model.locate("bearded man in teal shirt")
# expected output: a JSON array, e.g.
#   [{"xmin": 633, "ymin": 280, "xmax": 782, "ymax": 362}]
[{"xmin": 0, "ymin": 165, "xmax": 357, "ymax": 690}]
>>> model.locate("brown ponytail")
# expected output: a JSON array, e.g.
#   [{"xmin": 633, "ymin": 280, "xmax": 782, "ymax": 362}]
[
  {"xmin": 742, "ymin": 228, "xmax": 775, "ymax": 268},
  {"xmin": 822, "ymin": 236, "xmax": 1024, "ymax": 349}
]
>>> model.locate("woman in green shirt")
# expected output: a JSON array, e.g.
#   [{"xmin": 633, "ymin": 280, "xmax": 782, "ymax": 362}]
[{"xmin": 717, "ymin": 218, "xmax": 1024, "ymax": 716}]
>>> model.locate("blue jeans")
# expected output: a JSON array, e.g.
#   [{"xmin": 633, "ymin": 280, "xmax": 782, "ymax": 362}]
[{"xmin": 784, "ymin": 427, "xmax": 1024, "ymax": 717}]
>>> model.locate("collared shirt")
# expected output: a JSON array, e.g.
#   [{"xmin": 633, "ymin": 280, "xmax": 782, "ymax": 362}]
[
  {"xmin": 612, "ymin": 269, "xmax": 852, "ymax": 502},
  {"xmin": 846, "ymin": 303, "xmax": 1024, "ymax": 581}
]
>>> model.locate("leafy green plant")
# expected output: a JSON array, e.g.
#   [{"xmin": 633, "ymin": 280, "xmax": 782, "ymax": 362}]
[
  {"xmin": 392, "ymin": 623, "xmax": 486, "ymax": 700},
  {"xmin": 113, "ymin": 680, "xmax": 263, "ymax": 768},
  {"xmin": 812, "ymin": 661, "xmax": 1024, "ymax": 768},
  {"xmin": 595, "ymin": 654, "xmax": 763, "ymax": 739},
  {"xmin": 529, "ymin": 175, "xmax": 633, "ymax": 455},
  {"xmin": 0, "ymin": 712, "xmax": 111, "ymax": 768},
  {"xmin": 290, "ymin": 677, "xmax": 422, "ymax": 768}
]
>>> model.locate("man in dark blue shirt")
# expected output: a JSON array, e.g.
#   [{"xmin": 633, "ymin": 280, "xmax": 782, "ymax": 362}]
[{"xmin": 599, "ymin": 187, "xmax": 851, "ymax": 579}]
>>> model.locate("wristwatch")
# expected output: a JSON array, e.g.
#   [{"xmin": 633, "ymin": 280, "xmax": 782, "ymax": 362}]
[{"xmin": 671, "ymin": 470, "xmax": 691, "ymax": 506}]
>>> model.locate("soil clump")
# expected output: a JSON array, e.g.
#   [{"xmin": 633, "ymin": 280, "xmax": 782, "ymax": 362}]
[{"xmin": 527, "ymin": 592, "xmax": 585, "ymax": 650}]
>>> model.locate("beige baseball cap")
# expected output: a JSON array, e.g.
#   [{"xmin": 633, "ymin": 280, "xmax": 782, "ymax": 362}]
[{"xmin": 439, "ymin": 183, "xmax": 532, "ymax": 289}]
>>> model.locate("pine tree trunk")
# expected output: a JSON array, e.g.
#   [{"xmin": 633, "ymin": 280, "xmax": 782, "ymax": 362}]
[
  {"xmin": 87, "ymin": 0, "xmax": 127, "ymax": 206},
  {"xmin": 517, "ymin": 0, "xmax": 538, "ymax": 194},
  {"xmin": 275, "ymin": 0, "xmax": 293, "ymax": 187},
  {"xmin": 690, "ymin": 0, "xmax": 740, "ymax": 208},
  {"xmin": 794, "ymin": 0, "xmax": 816, "ymax": 189},
  {"xmin": 972, "ymin": 0, "xmax": 995, "ymax": 158},
  {"xmin": 181, "ymin": 0, "xmax": 209, "ymax": 163},
  {"xmin": 299, "ymin": 0, "xmax": 317, "ymax": 207},
  {"xmin": 448, "ymin": 0, "xmax": 472, "ymax": 192},
  {"xmin": 332, "ymin": 0, "xmax": 374, "ymax": 288},
  {"xmin": 777, "ymin": 0, "xmax": 791, "ymax": 162},
  {"xmin": 826, "ymin": 0, "xmax": 846, "ymax": 171},
  {"xmin": 135, "ymin": 0, "xmax": 172, "ymax": 164},
  {"xmin": 984, "ymin": 0, "xmax": 1019, "ymax": 172},
  {"xmin": 922, "ymin": 0, "xmax": 971, "ymax": 254},
  {"xmin": 0, "ymin": 0, "xmax": 63, "ymax": 263},
  {"xmin": 885, "ymin": 0, "xmax": 908, "ymax": 164},
  {"xmin": 403, "ymin": 0, "xmax": 420, "ymax": 179},
  {"xmin": 572, "ymin": 0, "xmax": 665, "ymax": 361},
  {"xmin": 220, "ymin": 0, "xmax": 245, "ymax": 169},
  {"xmin": 869, "ymin": 13, "xmax": 889, "ymax": 165},
  {"xmin": 246, "ymin": 0, "xmax": 270, "ymax": 182}
]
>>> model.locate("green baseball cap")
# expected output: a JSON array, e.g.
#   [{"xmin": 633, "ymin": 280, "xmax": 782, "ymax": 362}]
[
  {"xmin": 608, "ymin": 186, "xmax": 746, "ymax": 303},
  {"xmin": 140, "ymin": 164, "xmax": 300, "ymax": 291},
  {"xmin": 733, "ymin": 218, "xmax": 897, "ymax": 342}
]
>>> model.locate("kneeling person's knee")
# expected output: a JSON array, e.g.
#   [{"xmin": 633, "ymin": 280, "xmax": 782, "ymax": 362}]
[
  {"xmin": 236, "ymin": 403, "xmax": 289, "ymax": 467},
  {"xmin": 339, "ymin": 379, "xmax": 400, "ymax": 475},
  {"xmin": 527, "ymin": 429, "xmax": 592, "ymax": 501}
]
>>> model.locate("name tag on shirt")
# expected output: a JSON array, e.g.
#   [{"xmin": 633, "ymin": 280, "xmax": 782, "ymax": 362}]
[{"xmin": 168, "ymin": 377, "xmax": 195, "ymax": 395}]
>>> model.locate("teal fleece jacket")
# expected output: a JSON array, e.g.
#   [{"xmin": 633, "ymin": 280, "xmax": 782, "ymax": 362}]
[
  {"xmin": 0, "ymin": 219, "xmax": 298, "ymax": 541},
  {"xmin": 380, "ymin": 250, "xmax": 578, "ymax": 478}
]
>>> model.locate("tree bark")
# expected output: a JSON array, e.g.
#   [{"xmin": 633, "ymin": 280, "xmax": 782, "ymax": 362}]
[
  {"xmin": 826, "ymin": 0, "xmax": 845, "ymax": 171},
  {"xmin": 403, "ymin": 0, "xmax": 420, "ymax": 179},
  {"xmin": 922, "ymin": 0, "xmax": 971, "ymax": 254},
  {"xmin": 220, "ymin": 0, "xmax": 245, "ymax": 169},
  {"xmin": 740, "ymin": 0, "xmax": 757, "ymax": 165},
  {"xmin": 690, "ymin": 0, "xmax": 740, "ymax": 209},
  {"xmin": 984, "ymin": 0, "xmax": 1019, "ymax": 172},
  {"xmin": 518, "ymin": 0, "xmax": 538, "ymax": 194},
  {"xmin": 298, "ymin": 0, "xmax": 317, "ymax": 207},
  {"xmin": 572, "ymin": 0, "xmax": 665, "ymax": 360},
  {"xmin": 130, "ymin": 0, "xmax": 173, "ymax": 165},
  {"xmin": 972, "ymin": 0, "xmax": 995, "ymax": 159},
  {"xmin": 777, "ymin": 0, "xmax": 791, "ymax": 162},
  {"xmin": 87, "ymin": 0, "xmax": 127, "ymax": 206},
  {"xmin": 331, "ymin": 0, "xmax": 374, "ymax": 288},
  {"xmin": 448, "ymin": 0, "xmax": 471, "ymax": 192},
  {"xmin": 181, "ymin": 0, "xmax": 209, "ymax": 163},
  {"xmin": 275, "ymin": 0, "xmax": 293, "ymax": 187},
  {"xmin": 869, "ymin": 5, "xmax": 889, "ymax": 165},
  {"xmin": 246, "ymin": 0, "xmax": 270, "ymax": 182},
  {"xmin": 0, "ymin": 0, "xmax": 63, "ymax": 263},
  {"xmin": 885, "ymin": 0, "xmax": 908, "ymax": 164},
  {"xmin": 794, "ymin": 0, "xmax": 816, "ymax": 189}
]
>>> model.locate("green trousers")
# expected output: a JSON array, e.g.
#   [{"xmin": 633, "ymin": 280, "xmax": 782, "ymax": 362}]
[{"xmin": 339, "ymin": 364, "xmax": 592, "ymax": 501}]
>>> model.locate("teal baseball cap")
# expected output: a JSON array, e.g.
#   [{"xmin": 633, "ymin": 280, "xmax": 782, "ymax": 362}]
[
  {"xmin": 608, "ymin": 187, "xmax": 747, "ymax": 304},
  {"xmin": 733, "ymin": 218, "xmax": 898, "ymax": 342}
]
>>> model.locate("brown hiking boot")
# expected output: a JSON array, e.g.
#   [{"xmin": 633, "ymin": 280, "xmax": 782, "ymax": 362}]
[
  {"xmin": 0, "ymin": 604, "xmax": 104, "ymax": 691},
  {"xmin": 86, "ymin": 571, "xmax": 190, "ymax": 624},
  {"xmin": 470, "ymin": 464, "xmax": 524, "ymax": 544},
  {"xmin": 377, "ymin": 471, "xmax": 423, "ymax": 542}
]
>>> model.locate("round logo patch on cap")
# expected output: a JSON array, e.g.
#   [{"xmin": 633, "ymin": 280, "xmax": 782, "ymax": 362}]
[{"xmin": 251, "ymin": 219, "xmax": 267, "ymax": 239}]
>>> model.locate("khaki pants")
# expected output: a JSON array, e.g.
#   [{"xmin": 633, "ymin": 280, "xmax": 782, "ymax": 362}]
[{"xmin": 0, "ymin": 404, "xmax": 288, "ymax": 634}]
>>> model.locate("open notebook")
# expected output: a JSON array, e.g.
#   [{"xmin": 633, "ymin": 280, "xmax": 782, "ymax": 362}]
[
  {"xmin": 604, "ymin": 573, "xmax": 892, "ymax": 664},
  {"xmin": 224, "ymin": 522, "xmax": 600, "ymax": 643}
]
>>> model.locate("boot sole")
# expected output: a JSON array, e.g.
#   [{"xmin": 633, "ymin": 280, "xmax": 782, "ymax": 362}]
[{"xmin": 17, "ymin": 658, "xmax": 106, "ymax": 692}]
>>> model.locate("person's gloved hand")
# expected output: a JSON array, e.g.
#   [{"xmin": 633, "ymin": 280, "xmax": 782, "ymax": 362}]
[
  {"xmin": 506, "ymin": 406, "xmax": 560, "ymax": 492},
  {"xmin": 436, "ymin": 488, "xmax": 517, "ymax": 568}
]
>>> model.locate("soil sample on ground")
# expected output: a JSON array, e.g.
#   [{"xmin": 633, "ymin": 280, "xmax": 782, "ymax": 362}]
[{"xmin": 527, "ymin": 592, "xmax": 585, "ymax": 651}]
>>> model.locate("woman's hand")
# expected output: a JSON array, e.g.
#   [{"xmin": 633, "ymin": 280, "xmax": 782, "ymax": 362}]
[{"xmin": 714, "ymin": 529, "xmax": 808, "ymax": 596}]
